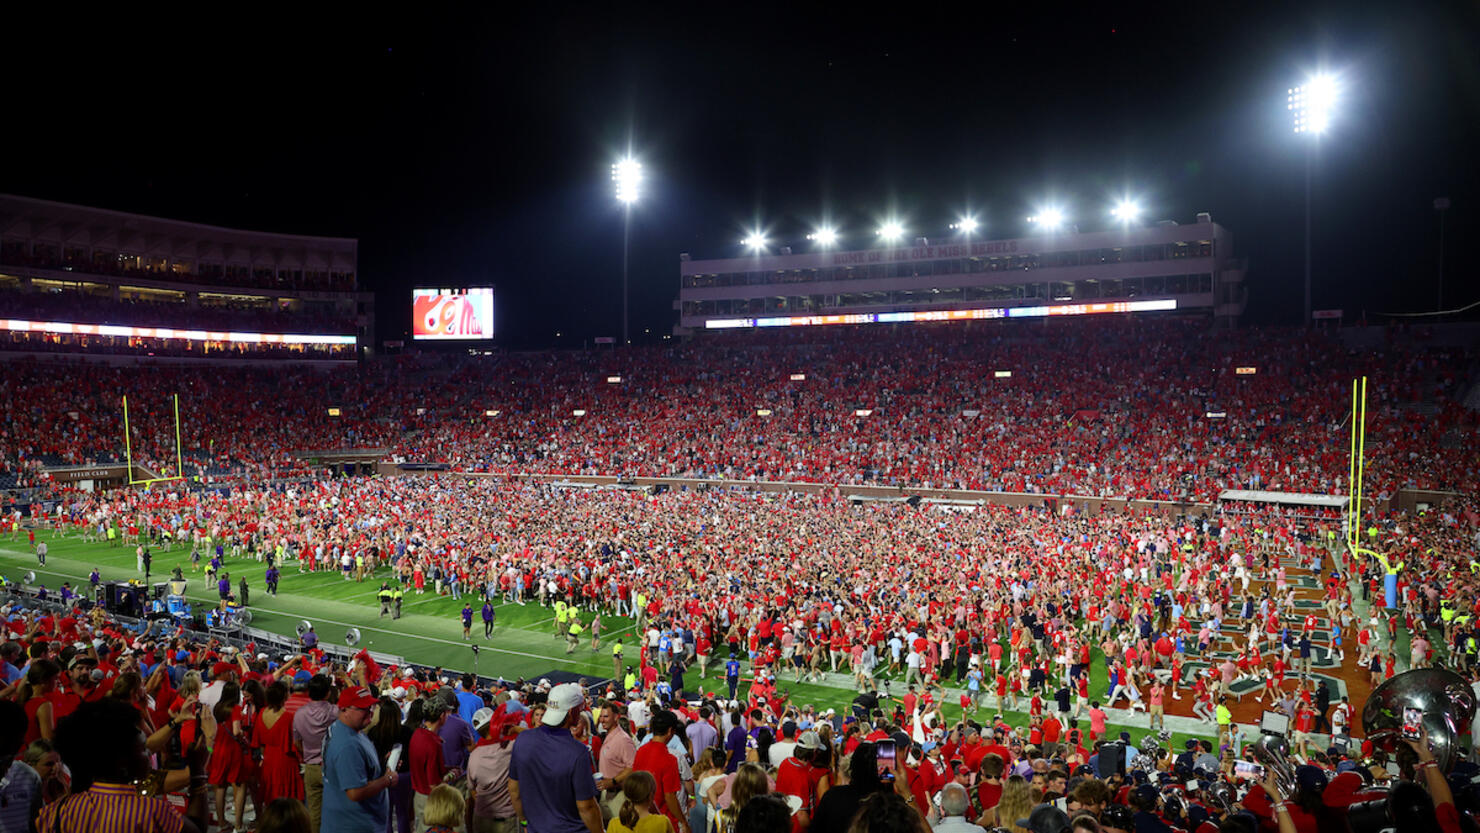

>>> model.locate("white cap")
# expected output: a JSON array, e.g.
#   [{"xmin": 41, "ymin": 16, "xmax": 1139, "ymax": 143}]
[
  {"xmin": 391, "ymin": 687, "xmax": 407, "ymax": 700},
  {"xmin": 543, "ymin": 683, "xmax": 586, "ymax": 726}
]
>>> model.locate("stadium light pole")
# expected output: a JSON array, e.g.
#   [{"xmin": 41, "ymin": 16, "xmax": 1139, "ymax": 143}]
[
  {"xmin": 1435, "ymin": 197, "xmax": 1450, "ymax": 310},
  {"xmin": 1290, "ymin": 74, "xmax": 1337, "ymax": 327},
  {"xmin": 612, "ymin": 157, "xmax": 642, "ymax": 345}
]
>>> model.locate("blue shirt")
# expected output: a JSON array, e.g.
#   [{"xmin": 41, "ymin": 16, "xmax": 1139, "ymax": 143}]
[
  {"xmin": 509, "ymin": 725, "xmax": 598, "ymax": 833},
  {"xmin": 725, "ymin": 660, "xmax": 740, "ymax": 680},
  {"xmin": 457, "ymin": 690, "xmax": 483, "ymax": 725},
  {"xmin": 322, "ymin": 720, "xmax": 387, "ymax": 833}
]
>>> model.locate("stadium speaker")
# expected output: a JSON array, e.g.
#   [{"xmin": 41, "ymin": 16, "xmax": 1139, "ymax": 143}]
[
  {"xmin": 238, "ymin": 609, "xmax": 253, "ymax": 625},
  {"xmin": 23, "ymin": 571, "xmax": 35, "ymax": 584},
  {"xmin": 296, "ymin": 620, "xmax": 314, "ymax": 636},
  {"xmin": 346, "ymin": 627, "xmax": 361, "ymax": 646}
]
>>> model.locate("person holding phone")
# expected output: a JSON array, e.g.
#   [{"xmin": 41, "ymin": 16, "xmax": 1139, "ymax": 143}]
[{"xmin": 809, "ymin": 742, "xmax": 922, "ymax": 833}]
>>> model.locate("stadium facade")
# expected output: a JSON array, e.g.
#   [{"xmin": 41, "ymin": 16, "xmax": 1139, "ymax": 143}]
[
  {"xmin": 675, "ymin": 212, "xmax": 1245, "ymax": 333},
  {"xmin": 0, "ymin": 194, "xmax": 370, "ymax": 360}
]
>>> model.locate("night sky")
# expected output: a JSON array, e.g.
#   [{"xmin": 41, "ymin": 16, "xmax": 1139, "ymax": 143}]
[{"xmin": 6, "ymin": 4, "xmax": 1479, "ymax": 348}]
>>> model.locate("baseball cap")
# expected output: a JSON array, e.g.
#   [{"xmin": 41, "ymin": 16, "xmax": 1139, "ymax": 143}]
[
  {"xmin": 796, "ymin": 730, "xmax": 822, "ymax": 751},
  {"xmin": 338, "ymin": 687, "xmax": 379, "ymax": 711},
  {"xmin": 542, "ymin": 683, "xmax": 586, "ymax": 726},
  {"xmin": 472, "ymin": 707, "xmax": 495, "ymax": 732}
]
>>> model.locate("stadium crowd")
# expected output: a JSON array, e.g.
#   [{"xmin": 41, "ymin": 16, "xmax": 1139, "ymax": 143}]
[
  {"xmin": 0, "ymin": 289, "xmax": 358, "ymax": 336},
  {"xmin": 0, "ymin": 320, "xmax": 1475, "ymax": 503},
  {"xmin": 0, "ymin": 583, "xmax": 1472, "ymax": 833}
]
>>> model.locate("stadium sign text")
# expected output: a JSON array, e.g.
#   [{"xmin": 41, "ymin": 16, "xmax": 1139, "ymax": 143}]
[{"xmin": 830, "ymin": 240, "xmax": 1020, "ymax": 265}]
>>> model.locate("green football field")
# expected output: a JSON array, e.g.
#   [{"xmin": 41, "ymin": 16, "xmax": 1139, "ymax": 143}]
[{"xmin": 0, "ymin": 532, "xmax": 1219, "ymax": 754}]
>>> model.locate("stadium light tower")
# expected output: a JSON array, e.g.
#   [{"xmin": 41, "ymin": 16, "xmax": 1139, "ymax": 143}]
[
  {"xmin": 1026, "ymin": 208, "xmax": 1065, "ymax": 232},
  {"xmin": 806, "ymin": 227, "xmax": 838, "ymax": 247},
  {"xmin": 949, "ymin": 216, "xmax": 980, "ymax": 234},
  {"xmin": 877, "ymin": 221, "xmax": 904, "ymax": 243},
  {"xmin": 742, "ymin": 231, "xmax": 768, "ymax": 252},
  {"xmin": 612, "ymin": 157, "xmax": 642, "ymax": 345},
  {"xmin": 1110, "ymin": 199, "xmax": 1141, "ymax": 225},
  {"xmin": 1290, "ymin": 73, "xmax": 1338, "ymax": 326}
]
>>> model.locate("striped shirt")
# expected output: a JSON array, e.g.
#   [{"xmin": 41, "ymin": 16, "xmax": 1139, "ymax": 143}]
[{"xmin": 36, "ymin": 783, "xmax": 185, "ymax": 833}]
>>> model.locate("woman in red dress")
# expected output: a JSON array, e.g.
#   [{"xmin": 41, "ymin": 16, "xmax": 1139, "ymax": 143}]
[
  {"xmin": 253, "ymin": 680, "xmax": 304, "ymax": 803},
  {"xmin": 208, "ymin": 684, "xmax": 244, "ymax": 831}
]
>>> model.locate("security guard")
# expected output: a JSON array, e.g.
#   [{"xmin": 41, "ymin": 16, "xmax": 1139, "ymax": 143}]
[
  {"xmin": 378, "ymin": 582, "xmax": 393, "ymax": 618},
  {"xmin": 391, "ymin": 583, "xmax": 404, "ymax": 619},
  {"xmin": 612, "ymin": 637, "xmax": 624, "ymax": 681},
  {"xmin": 553, "ymin": 599, "xmax": 569, "ymax": 639},
  {"xmin": 566, "ymin": 615, "xmax": 583, "ymax": 654}
]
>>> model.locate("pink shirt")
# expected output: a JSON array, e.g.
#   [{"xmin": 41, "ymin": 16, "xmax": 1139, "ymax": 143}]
[{"xmin": 598, "ymin": 725, "xmax": 637, "ymax": 781}]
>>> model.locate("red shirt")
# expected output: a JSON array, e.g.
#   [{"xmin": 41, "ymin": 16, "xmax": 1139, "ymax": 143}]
[
  {"xmin": 633, "ymin": 740, "xmax": 684, "ymax": 830},
  {"xmin": 409, "ymin": 726, "xmax": 446, "ymax": 795}
]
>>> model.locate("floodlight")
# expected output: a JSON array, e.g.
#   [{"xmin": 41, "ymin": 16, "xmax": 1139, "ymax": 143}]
[
  {"xmin": 742, "ymin": 232, "xmax": 768, "ymax": 251},
  {"xmin": 877, "ymin": 222, "xmax": 904, "ymax": 241},
  {"xmin": 1028, "ymin": 209, "xmax": 1065, "ymax": 231},
  {"xmin": 950, "ymin": 217, "xmax": 980, "ymax": 233},
  {"xmin": 612, "ymin": 158, "xmax": 642, "ymax": 203},
  {"xmin": 806, "ymin": 227, "xmax": 838, "ymax": 246},
  {"xmin": 1111, "ymin": 200, "xmax": 1141, "ymax": 223},
  {"xmin": 1290, "ymin": 74, "xmax": 1338, "ymax": 134}
]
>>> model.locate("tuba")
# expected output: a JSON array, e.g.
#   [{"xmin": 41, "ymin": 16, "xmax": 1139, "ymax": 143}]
[
  {"xmin": 1361, "ymin": 668, "xmax": 1477, "ymax": 773},
  {"xmin": 1249, "ymin": 732, "xmax": 1298, "ymax": 798}
]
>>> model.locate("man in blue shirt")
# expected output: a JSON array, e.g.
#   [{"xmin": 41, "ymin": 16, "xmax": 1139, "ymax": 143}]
[
  {"xmin": 456, "ymin": 674, "xmax": 483, "ymax": 725},
  {"xmin": 509, "ymin": 683, "xmax": 601, "ymax": 833},
  {"xmin": 322, "ymin": 687, "xmax": 396, "ymax": 833},
  {"xmin": 725, "ymin": 656, "xmax": 741, "ymax": 702}
]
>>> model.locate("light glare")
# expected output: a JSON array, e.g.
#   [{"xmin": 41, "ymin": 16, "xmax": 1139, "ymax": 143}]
[
  {"xmin": 612, "ymin": 158, "xmax": 642, "ymax": 203},
  {"xmin": 807, "ymin": 227, "xmax": 838, "ymax": 246},
  {"xmin": 877, "ymin": 222, "xmax": 904, "ymax": 241},
  {"xmin": 1111, "ymin": 200, "xmax": 1141, "ymax": 223},
  {"xmin": 950, "ymin": 217, "xmax": 980, "ymax": 233},
  {"xmin": 742, "ymin": 232, "xmax": 767, "ymax": 251}
]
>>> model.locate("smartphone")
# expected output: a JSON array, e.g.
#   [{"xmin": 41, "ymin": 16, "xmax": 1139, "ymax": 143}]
[
  {"xmin": 1234, "ymin": 761, "xmax": 1263, "ymax": 780},
  {"xmin": 876, "ymin": 740, "xmax": 896, "ymax": 782},
  {"xmin": 1402, "ymin": 708, "xmax": 1422, "ymax": 741},
  {"xmin": 386, "ymin": 743, "xmax": 403, "ymax": 772}
]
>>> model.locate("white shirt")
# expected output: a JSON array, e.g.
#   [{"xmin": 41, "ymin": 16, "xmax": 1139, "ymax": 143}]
[
  {"xmin": 768, "ymin": 740, "xmax": 797, "ymax": 768},
  {"xmin": 627, "ymin": 699, "xmax": 651, "ymax": 730}
]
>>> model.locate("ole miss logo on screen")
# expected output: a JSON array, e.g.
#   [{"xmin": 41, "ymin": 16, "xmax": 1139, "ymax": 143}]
[{"xmin": 412, "ymin": 290, "xmax": 494, "ymax": 340}]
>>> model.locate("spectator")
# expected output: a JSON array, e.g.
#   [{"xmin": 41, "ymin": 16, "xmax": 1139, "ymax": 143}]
[
  {"xmin": 41, "ymin": 698, "xmax": 209, "ymax": 833},
  {"xmin": 606, "ymin": 770, "xmax": 671, "ymax": 833},
  {"xmin": 713, "ymin": 764, "xmax": 769, "ymax": 833},
  {"xmin": 423, "ymin": 784, "xmax": 465, "ymax": 833},
  {"xmin": 509, "ymin": 683, "xmax": 603, "ymax": 833},
  {"xmin": 733, "ymin": 794, "xmax": 792, "ymax": 833},
  {"xmin": 259, "ymin": 798, "xmax": 314, "ymax": 833},
  {"xmin": 631, "ymin": 711, "xmax": 689, "ymax": 833},
  {"xmin": 932, "ymin": 783, "xmax": 985, "ymax": 833},
  {"xmin": 295, "ymin": 675, "xmax": 341, "ymax": 833},
  {"xmin": 811, "ymin": 743, "xmax": 919, "ymax": 833},
  {"xmin": 321, "ymin": 686, "xmax": 396, "ymax": 833},
  {"xmin": 410, "ymin": 702, "xmax": 451, "ymax": 830},
  {"xmin": 467, "ymin": 709, "xmax": 517, "ymax": 833}
]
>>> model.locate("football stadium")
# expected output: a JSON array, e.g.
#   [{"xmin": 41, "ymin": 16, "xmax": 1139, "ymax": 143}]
[{"xmin": 2, "ymin": 8, "xmax": 1479, "ymax": 833}]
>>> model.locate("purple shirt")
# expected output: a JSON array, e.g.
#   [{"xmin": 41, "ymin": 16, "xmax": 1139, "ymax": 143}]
[
  {"xmin": 293, "ymin": 700, "xmax": 341, "ymax": 765},
  {"xmin": 509, "ymin": 725, "xmax": 598, "ymax": 833},
  {"xmin": 439, "ymin": 713, "xmax": 478, "ymax": 771}
]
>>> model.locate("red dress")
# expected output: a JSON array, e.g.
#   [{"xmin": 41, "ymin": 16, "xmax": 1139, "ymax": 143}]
[
  {"xmin": 208, "ymin": 713, "xmax": 244, "ymax": 786},
  {"xmin": 254, "ymin": 710, "xmax": 304, "ymax": 802},
  {"xmin": 208, "ymin": 704, "xmax": 256, "ymax": 786}
]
